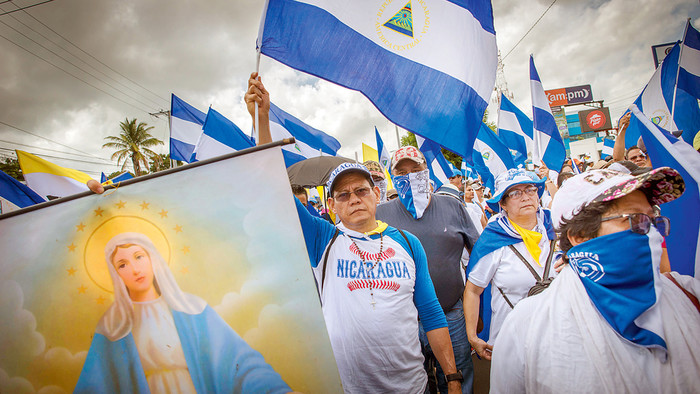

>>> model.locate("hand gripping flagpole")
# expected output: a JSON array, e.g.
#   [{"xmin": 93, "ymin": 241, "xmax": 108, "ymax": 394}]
[{"xmin": 253, "ymin": 0, "xmax": 270, "ymax": 143}]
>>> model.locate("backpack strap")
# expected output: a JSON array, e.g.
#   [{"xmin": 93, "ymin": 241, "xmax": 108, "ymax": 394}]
[
  {"xmin": 663, "ymin": 272, "xmax": 700, "ymax": 314},
  {"xmin": 507, "ymin": 244, "xmax": 542, "ymax": 282},
  {"xmin": 542, "ymin": 239, "xmax": 557, "ymax": 280},
  {"xmin": 497, "ymin": 286, "xmax": 515, "ymax": 309},
  {"xmin": 319, "ymin": 228, "xmax": 340, "ymax": 296},
  {"xmin": 397, "ymin": 229, "xmax": 415, "ymax": 261}
]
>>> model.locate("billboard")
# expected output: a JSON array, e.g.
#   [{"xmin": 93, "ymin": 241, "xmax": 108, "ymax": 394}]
[
  {"xmin": 545, "ymin": 85, "xmax": 593, "ymax": 107},
  {"xmin": 652, "ymin": 42, "xmax": 676, "ymax": 68},
  {"xmin": 578, "ymin": 107, "xmax": 613, "ymax": 133}
]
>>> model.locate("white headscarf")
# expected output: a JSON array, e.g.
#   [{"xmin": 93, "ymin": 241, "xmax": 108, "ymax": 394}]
[{"xmin": 96, "ymin": 232, "xmax": 206, "ymax": 341}]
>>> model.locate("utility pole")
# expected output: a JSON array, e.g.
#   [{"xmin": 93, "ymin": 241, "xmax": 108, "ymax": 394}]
[{"xmin": 149, "ymin": 109, "xmax": 173, "ymax": 167}]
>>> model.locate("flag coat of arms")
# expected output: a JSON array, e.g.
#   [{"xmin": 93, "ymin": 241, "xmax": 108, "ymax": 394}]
[{"xmin": 257, "ymin": 0, "xmax": 498, "ymax": 159}]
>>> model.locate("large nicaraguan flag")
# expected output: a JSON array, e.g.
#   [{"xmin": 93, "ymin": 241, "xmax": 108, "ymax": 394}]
[
  {"xmin": 16, "ymin": 150, "xmax": 92, "ymax": 199},
  {"xmin": 530, "ymin": 55, "xmax": 566, "ymax": 172},
  {"xmin": 471, "ymin": 123, "xmax": 515, "ymax": 193},
  {"xmin": 625, "ymin": 42, "xmax": 700, "ymax": 147},
  {"xmin": 415, "ymin": 135, "xmax": 453, "ymax": 189},
  {"xmin": 376, "ymin": 127, "xmax": 391, "ymax": 172},
  {"xmin": 632, "ymin": 105, "xmax": 700, "ymax": 278},
  {"xmin": 193, "ymin": 108, "xmax": 255, "ymax": 161},
  {"xmin": 170, "ymin": 94, "xmax": 206, "ymax": 163},
  {"xmin": 269, "ymin": 102, "xmax": 341, "ymax": 167},
  {"xmin": 601, "ymin": 137, "xmax": 615, "ymax": 159},
  {"xmin": 0, "ymin": 169, "xmax": 45, "ymax": 213},
  {"xmin": 257, "ymin": 0, "xmax": 498, "ymax": 159},
  {"xmin": 498, "ymin": 94, "xmax": 533, "ymax": 166},
  {"xmin": 677, "ymin": 21, "xmax": 700, "ymax": 108}
]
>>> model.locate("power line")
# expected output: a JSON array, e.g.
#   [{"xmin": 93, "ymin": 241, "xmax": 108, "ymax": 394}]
[
  {"xmin": 10, "ymin": 0, "xmax": 168, "ymax": 105},
  {"xmin": 0, "ymin": 32, "xmax": 152, "ymax": 114},
  {"xmin": 0, "ymin": 16, "xmax": 160, "ymax": 111},
  {"xmin": 0, "ymin": 146, "xmax": 122, "ymax": 168},
  {"xmin": 0, "ymin": 0, "xmax": 53, "ymax": 16},
  {"xmin": 502, "ymin": 0, "xmax": 558, "ymax": 61},
  {"xmin": 0, "ymin": 138, "xmax": 112, "ymax": 161}
]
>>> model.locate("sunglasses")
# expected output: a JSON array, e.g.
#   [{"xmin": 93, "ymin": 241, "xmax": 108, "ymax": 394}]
[
  {"xmin": 505, "ymin": 186, "xmax": 538, "ymax": 199},
  {"xmin": 600, "ymin": 213, "xmax": 670, "ymax": 237},
  {"xmin": 333, "ymin": 187, "xmax": 372, "ymax": 202}
]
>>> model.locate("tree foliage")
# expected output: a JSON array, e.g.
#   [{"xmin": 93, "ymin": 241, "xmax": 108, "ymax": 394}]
[
  {"xmin": 149, "ymin": 153, "xmax": 180, "ymax": 173},
  {"xmin": 0, "ymin": 157, "xmax": 23, "ymax": 181},
  {"xmin": 102, "ymin": 118, "xmax": 163, "ymax": 176}
]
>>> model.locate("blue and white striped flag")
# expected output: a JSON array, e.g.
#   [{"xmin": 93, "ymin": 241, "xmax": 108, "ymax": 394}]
[
  {"xmin": 415, "ymin": 135, "xmax": 453, "ymax": 189},
  {"xmin": 100, "ymin": 171, "xmax": 133, "ymax": 184},
  {"xmin": 376, "ymin": 127, "xmax": 391, "ymax": 172},
  {"xmin": 498, "ymin": 94, "xmax": 533, "ymax": 166},
  {"xmin": 0, "ymin": 170, "xmax": 45, "ymax": 213},
  {"xmin": 170, "ymin": 94, "xmax": 206, "ymax": 163},
  {"xmin": 257, "ymin": 0, "xmax": 497, "ymax": 159},
  {"xmin": 269, "ymin": 102, "xmax": 341, "ymax": 167},
  {"xmin": 601, "ymin": 138, "xmax": 615, "ymax": 159},
  {"xmin": 193, "ymin": 108, "xmax": 254, "ymax": 161},
  {"xmin": 530, "ymin": 55, "xmax": 566, "ymax": 172},
  {"xmin": 632, "ymin": 105, "xmax": 700, "ymax": 278},
  {"xmin": 471, "ymin": 123, "xmax": 516, "ymax": 192},
  {"xmin": 678, "ymin": 21, "xmax": 700, "ymax": 104}
]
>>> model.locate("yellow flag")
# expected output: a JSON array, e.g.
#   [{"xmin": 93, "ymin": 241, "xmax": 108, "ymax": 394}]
[
  {"xmin": 361, "ymin": 144, "xmax": 393, "ymax": 189},
  {"xmin": 16, "ymin": 150, "xmax": 93, "ymax": 198}
]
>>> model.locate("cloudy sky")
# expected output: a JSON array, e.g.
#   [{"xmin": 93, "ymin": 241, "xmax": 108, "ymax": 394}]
[{"xmin": 1, "ymin": 0, "xmax": 698, "ymax": 177}]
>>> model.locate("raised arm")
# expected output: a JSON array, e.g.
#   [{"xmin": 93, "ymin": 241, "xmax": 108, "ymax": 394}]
[
  {"xmin": 612, "ymin": 113, "xmax": 630, "ymax": 162},
  {"xmin": 245, "ymin": 72, "xmax": 272, "ymax": 145}
]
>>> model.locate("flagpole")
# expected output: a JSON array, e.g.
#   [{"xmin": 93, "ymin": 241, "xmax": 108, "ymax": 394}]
[
  {"xmin": 254, "ymin": 50, "xmax": 262, "ymax": 143},
  {"xmin": 394, "ymin": 124, "xmax": 400, "ymax": 148},
  {"xmin": 671, "ymin": 18, "xmax": 691, "ymax": 132},
  {"xmin": 253, "ymin": 0, "xmax": 269, "ymax": 143}
]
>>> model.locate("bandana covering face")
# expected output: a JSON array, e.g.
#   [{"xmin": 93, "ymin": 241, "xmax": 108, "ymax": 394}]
[
  {"xmin": 376, "ymin": 179, "xmax": 388, "ymax": 203},
  {"xmin": 392, "ymin": 169, "xmax": 431, "ymax": 219},
  {"xmin": 567, "ymin": 228, "xmax": 667, "ymax": 353}
]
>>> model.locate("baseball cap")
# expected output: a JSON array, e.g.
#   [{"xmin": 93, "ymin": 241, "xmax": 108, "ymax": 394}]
[
  {"xmin": 486, "ymin": 168, "xmax": 545, "ymax": 210},
  {"xmin": 362, "ymin": 160, "xmax": 385, "ymax": 180},
  {"xmin": 326, "ymin": 162, "xmax": 374, "ymax": 195},
  {"xmin": 449, "ymin": 168, "xmax": 463, "ymax": 178},
  {"xmin": 550, "ymin": 167, "xmax": 685, "ymax": 229},
  {"xmin": 390, "ymin": 146, "xmax": 425, "ymax": 171}
]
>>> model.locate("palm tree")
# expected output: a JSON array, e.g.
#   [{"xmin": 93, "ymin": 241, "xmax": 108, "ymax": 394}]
[{"xmin": 103, "ymin": 118, "xmax": 164, "ymax": 175}]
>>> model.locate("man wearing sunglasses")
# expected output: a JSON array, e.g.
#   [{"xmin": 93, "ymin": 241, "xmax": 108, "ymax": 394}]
[
  {"xmin": 490, "ymin": 167, "xmax": 700, "ymax": 393},
  {"xmin": 245, "ymin": 73, "xmax": 461, "ymax": 394}
]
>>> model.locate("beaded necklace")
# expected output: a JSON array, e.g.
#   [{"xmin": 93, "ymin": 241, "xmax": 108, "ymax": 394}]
[{"xmin": 349, "ymin": 234, "xmax": 383, "ymax": 309}]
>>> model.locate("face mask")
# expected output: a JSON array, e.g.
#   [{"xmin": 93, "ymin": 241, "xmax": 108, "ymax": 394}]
[
  {"xmin": 376, "ymin": 179, "xmax": 388, "ymax": 203},
  {"xmin": 391, "ymin": 169, "xmax": 431, "ymax": 219},
  {"xmin": 567, "ymin": 228, "xmax": 666, "ymax": 352}
]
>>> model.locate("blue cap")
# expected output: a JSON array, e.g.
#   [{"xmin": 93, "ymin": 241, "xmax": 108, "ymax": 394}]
[
  {"xmin": 326, "ymin": 162, "xmax": 374, "ymax": 195},
  {"xmin": 450, "ymin": 168, "xmax": 463, "ymax": 178}
]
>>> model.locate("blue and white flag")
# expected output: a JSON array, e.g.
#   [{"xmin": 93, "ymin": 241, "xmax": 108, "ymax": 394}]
[
  {"xmin": 471, "ymin": 123, "xmax": 516, "ymax": 192},
  {"xmin": 193, "ymin": 108, "xmax": 254, "ymax": 161},
  {"xmin": 461, "ymin": 160, "xmax": 478, "ymax": 181},
  {"xmin": 257, "ymin": 0, "xmax": 498, "ymax": 159},
  {"xmin": 678, "ymin": 21, "xmax": 700, "ymax": 103},
  {"xmin": 100, "ymin": 171, "xmax": 134, "ymax": 184},
  {"xmin": 269, "ymin": 102, "xmax": 341, "ymax": 167},
  {"xmin": 625, "ymin": 42, "xmax": 700, "ymax": 147},
  {"xmin": 415, "ymin": 135, "xmax": 453, "ymax": 189},
  {"xmin": 530, "ymin": 56, "xmax": 566, "ymax": 172},
  {"xmin": 376, "ymin": 127, "xmax": 391, "ymax": 172},
  {"xmin": 0, "ymin": 170, "xmax": 45, "ymax": 213},
  {"xmin": 498, "ymin": 94, "xmax": 534, "ymax": 166},
  {"xmin": 601, "ymin": 138, "xmax": 615, "ymax": 159},
  {"xmin": 170, "ymin": 94, "xmax": 206, "ymax": 163},
  {"xmin": 632, "ymin": 105, "xmax": 700, "ymax": 277}
]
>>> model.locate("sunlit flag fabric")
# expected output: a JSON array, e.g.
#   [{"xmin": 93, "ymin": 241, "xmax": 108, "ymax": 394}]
[
  {"xmin": 632, "ymin": 105, "xmax": 700, "ymax": 278},
  {"xmin": 100, "ymin": 171, "xmax": 134, "ymax": 184},
  {"xmin": 601, "ymin": 138, "xmax": 615, "ymax": 159},
  {"xmin": 471, "ymin": 123, "xmax": 515, "ymax": 193},
  {"xmin": 257, "ymin": 0, "xmax": 498, "ymax": 159},
  {"xmin": 170, "ymin": 94, "xmax": 206, "ymax": 163},
  {"xmin": 376, "ymin": 127, "xmax": 391, "ymax": 172},
  {"xmin": 269, "ymin": 102, "xmax": 341, "ymax": 167},
  {"xmin": 677, "ymin": 21, "xmax": 700, "ymax": 107},
  {"xmin": 624, "ymin": 42, "xmax": 700, "ymax": 147},
  {"xmin": 530, "ymin": 56, "xmax": 566, "ymax": 172},
  {"xmin": 415, "ymin": 135, "xmax": 453, "ymax": 189},
  {"xmin": 0, "ymin": 169, "xmax": 45, "ymax": 213},
  {"xmin": 16, "ymin": 150, "xmax": 92, "ymax": 199},
  {"xmin": 498, "ymin": 94, "xmax": 533, "ymax": 166},
  {"xmin": 193, "ymin": 108, "xmax": 254, "ymax": 161}
]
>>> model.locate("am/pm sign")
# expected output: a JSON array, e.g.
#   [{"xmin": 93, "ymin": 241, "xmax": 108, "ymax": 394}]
[{"xmin": 545, "ymin": 85, "xmax": 593, "ymax": 107}]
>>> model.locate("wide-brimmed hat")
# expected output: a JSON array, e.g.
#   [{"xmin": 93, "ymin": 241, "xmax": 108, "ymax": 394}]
[
  {"xmin": 326, "ymin": 162, "xmax": 374, "ymax": 195},
  {"xmin": 390, "ymin": 146, "xmax": 425, "ymax": 171},
  {"xmin": 486, "ymin": 168, "xmax": 545, "ymax": 210},
  {"xmin": 550, "ymin": 167, "xmax": 685, "ymax": 229},
  {"xmin": 362, "ymin": 160, "xmax": 385, "ymax": 180}
]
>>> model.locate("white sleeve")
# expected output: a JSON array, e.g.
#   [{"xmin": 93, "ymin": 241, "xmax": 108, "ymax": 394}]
[
  {"xmin": 468, "ymin": 249, "xmax": 500, "ymax": 288},
  {"xmin": 490, "ymin": 305, "xmax": 528, "ymax": 394},
  {"xmin": 668, "ymin": 272, "xmax": 700, "ymax": 299}
]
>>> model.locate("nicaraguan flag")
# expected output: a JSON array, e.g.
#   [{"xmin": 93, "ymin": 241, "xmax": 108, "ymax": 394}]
[
  {"xmin": 471, "ymin": 123, "xmax": 516, "ymax": 192},
  {"xmin": 0, "ymin": 169, "xmax": 45, "ymax": 213},
  {"xmin": 625, "ymin": 42, "xmax": 700, "ymax": 147},
  {"xmin": 462, "ymin": 160, "xmax": 478, "ymax": 181},
  {"xmin": 632, "ymin": 105, "xmax": 700, "ymax": 277},
  {"xmin": 193, "ymin": 108, "xmax": 254, "ymax": 161},
  {"xmin": 170, "ymin": 94, "xmax": 206, "ymax": 163},
  {"xmin": 416, "ymin": 135, "xmax": 453, "ymax": 189},
  {"xmin": 678, "ymin": 21, "xmax": 700, "ymax": 103},
  {"xmin": 376, "ymin": 127, "xmax": 391, "ymax": 172},
  {"xmin": 530, "ymin": 55, "xmax": 566, "ymax": 172},
  {"xmin": 269, "ymin": 102, "xmax": 341, "ymax": 167},
  {"xmin": 16, "ymin": 150, "xmax": 92, "ymax": 199},
  {"xmin": 601, "ymin": 138, "xmax": 615, "ymax": 159},
  {"xmin": 100, "ymin": 171, "xmax": 133, "ymax": 185},
  {"xmin": 498, "ymin": 94, "xmax": 534, "ymax": 166},
  {"xmin": 258, "ymin": 0, "xmax": 498, "ymax": 159}
]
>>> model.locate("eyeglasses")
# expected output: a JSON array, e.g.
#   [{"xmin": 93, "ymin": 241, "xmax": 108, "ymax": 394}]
[
  {"xmin": 600, "ymin": 213, "xmax": 670, "ymax": 237},
  {"xmin": 505, "ymin": 186, "xmax": 538, "ymax": 200},
  {"xmin": 333, "ymin": 187, "xmax": 372, "ymax": 202}
]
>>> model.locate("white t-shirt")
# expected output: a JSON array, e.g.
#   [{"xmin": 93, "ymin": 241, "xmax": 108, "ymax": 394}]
[
  {"xmin": 464, "ymin": 203, "xmax": 484, "ymax": 233},
  {"xmin": 467, "ymin": 222, "xmax": 555, "ymax": 344}
]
